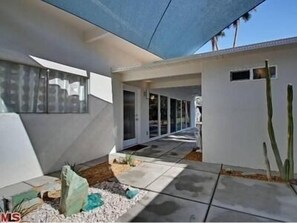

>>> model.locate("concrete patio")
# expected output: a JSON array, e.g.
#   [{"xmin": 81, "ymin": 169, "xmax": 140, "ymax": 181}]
[
  {"xmin": 113, "ymin": 129, "xmax": 297, "ymax": 222},
  {"xmin": 1, "ymin": 129, "xmax": 297, "ymax": 222}
]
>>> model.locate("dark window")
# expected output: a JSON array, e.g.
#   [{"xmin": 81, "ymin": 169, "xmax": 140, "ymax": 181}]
[
  {"xmin": 176, "ymin": 100, "xmax": 182, "ymax": 131},
  {"xmin": 253, "ymin": 66, "xmax": 276, "ymax": 79},
  {"xmin": 187, "ymin": 101, "xmax": 191, "ymax": 127},
  {"xmin": 182, "ymin": 100, "xmax": 187, "ymax": 129},
  {"xmin": 170, "ymin": 98, "xmax": 177, "ymax": 133},
  {"xmin": 149, "ymin": 93, "xmax": 159, "ymax": 138},
  {"xmin": 160, "ymin": 95, "xmax": 168, "ymax": 135},
  {"xmin": 230, "ymin": 70, "xmax": 250, "ymax": 81},
  {"xmin": 123, "ymin": 90, "xmax": 136, "ymax": 140}
]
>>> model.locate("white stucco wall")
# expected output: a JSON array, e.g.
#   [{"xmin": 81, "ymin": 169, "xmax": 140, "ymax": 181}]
[
  {"xmin": 0, "ymin": 114, "xmax": 43, "ymax": 188},
  {"xmin": 202, "ymin": 45, "xmax": 297, "ymax": 171},
  {"xmin": 0, "ymin": 0, "xmax": 159, "ymax": 180}
]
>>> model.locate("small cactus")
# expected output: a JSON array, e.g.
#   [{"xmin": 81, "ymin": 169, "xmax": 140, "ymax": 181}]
[
  {"xmin": 284, "ymin": 159, "xmax": 290, "ymax": 182},
  {"xmin": 262, "ymin": 142, "xmax": 272, "ymax": 181}
]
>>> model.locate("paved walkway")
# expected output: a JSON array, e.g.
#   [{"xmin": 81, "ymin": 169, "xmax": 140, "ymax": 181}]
[
  {"xmin": 113, "ymin": 129, "xmax": 297, "ymax": 222},
  {"xmin": 2, "ymin": 129, "xmax": 297, "ymax": 221}
]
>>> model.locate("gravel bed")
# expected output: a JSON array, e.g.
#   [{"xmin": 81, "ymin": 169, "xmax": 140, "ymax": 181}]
[{"xmin": 23, "ymin": 181, "xmax": 147, "ymax": 222}]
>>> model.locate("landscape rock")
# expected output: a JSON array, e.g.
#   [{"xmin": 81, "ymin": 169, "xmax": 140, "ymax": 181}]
[
  {"xmin": 43, "ymin": 190, "xmax": 61, "ymax": 201},
  {"xmin": 59, "ymin": 166, "xmax": 89, "ymax": 216},
  {"xmin": 82, "ymin": 193, "xmax": 104, "ymax": 212},
  {"xmin": 125, "ymin": 188, "xmax": 139, "ymax": 199}
]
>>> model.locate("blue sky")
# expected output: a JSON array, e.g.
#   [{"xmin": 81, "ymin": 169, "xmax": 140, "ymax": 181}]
[{"xmin": 196, "ymin": 0, "xmax": 297, "ymax": 53}]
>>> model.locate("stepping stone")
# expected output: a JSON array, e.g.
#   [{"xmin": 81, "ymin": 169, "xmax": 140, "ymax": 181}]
[
  {"xmin": 176, "ymin": 159, "xmax": 222, "ymax": 174},
  {"xmin": 25, "ymin": 176, "xmax": 60, "ymax": 197},
  {"xmin": 25, "ymin": 176, "xmax": 58, "ymax": 187},
  {"xmin": 149, "ymin": 156, "xmax": 182, "ymax": 166},
  {"xmin": 0, "ymin": 182, "xmax": 38, "ymax": 208},
  {"xmin": 116, "ymin": 162, "xmax": 171, "ymax": 188},
  {"xmin": 206, "ymin": 206, "xmax": 278, "ymax": 222},
  {"xmin": 147, "ymin": 167, "xmax": 218, "ymax": 203},
  {"xmin": 213, "ymin": 175, "xmax": 297, "ymax": 222},
  {"xmin": 117, "ymin": 191, "xmax": 208, "ymax": 222}
]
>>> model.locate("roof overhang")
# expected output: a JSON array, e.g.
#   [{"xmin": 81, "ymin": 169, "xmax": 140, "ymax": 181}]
[
  {"xmin": 113, "ymin": 36, "xmax": 297, "ymax": 75},
  {"xmin": 43, "ymin": 0, "xmax": 264, "ymax": 59}
]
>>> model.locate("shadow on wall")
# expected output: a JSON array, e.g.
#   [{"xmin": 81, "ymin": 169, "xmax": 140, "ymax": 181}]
[
  {"xmin": 20, "ymin": 95, "xmax": 115, "ymax": 174},
  {"xmin": 0, "ymin": 55, "xmax": 116, "ymax": 175},
  {"xmin": 0, "ymin": 113, "xmax": 43, "ymax": 188}
]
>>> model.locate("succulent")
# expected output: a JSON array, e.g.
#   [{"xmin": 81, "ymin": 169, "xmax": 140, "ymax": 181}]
[{"xmin": 264, "ymin": 60, "xmax": 294, "ymax": 181}]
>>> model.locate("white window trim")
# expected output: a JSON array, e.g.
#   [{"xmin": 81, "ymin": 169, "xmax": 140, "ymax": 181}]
[
  {"xmin": 251, "ymin": 65, "xmax": 278, "ymax": 81},
  {"xmin": 230, "ymin": 65, "xmax": 278, "ymax": 82}
]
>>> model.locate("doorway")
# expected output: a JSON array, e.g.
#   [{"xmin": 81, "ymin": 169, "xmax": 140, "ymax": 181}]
[{"xmin": 123, "ymin": 85, "xmax": 139, "ymax": 148}]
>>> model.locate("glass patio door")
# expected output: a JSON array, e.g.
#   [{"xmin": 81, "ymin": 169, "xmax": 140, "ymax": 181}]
[
  {"xmin": 170, "ymin": 98, "xmax": 177, "ymax": 133},
  {"xmin": 149, "ymin": 93, "xmax": 159, "ymax": 138},
  {"xmin": 123, "ymin": 86, "xmax": 139, "ymax": 147}
]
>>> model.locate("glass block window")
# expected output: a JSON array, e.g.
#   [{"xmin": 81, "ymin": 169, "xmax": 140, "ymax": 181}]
[
  {"xmin": 48, "ymin": 70, "xmax": 87, "ymax": 113},
  {"xmin": 0, "ymin": 60, "xmax": 88, "ymax": 113}
]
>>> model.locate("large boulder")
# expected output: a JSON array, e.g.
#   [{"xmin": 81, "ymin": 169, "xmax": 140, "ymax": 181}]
[{"xmin": 59, "ymin": 166, "xmax": 89, "ymax": 216}]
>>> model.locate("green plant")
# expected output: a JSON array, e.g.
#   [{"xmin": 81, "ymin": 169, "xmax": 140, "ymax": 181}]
[
  {"xmin": 12, "ymin": 199, "xmax": 39, "ymax": 219},
  {"xmin": 264, "ymin": 60, "xmax": 294, "ymax": 181},
  {"xmin": 65, "ymin": 162, "xmax": 81, "ymax": 175},
  {"xmin": 262, "ymin": 142, "xmax": 272, "ymax": 181},
  {"xmin": 287, "ymin": 84, "xmax": 294, "ymax": 179},
  {"xmin": 0, "ymin": 199, "xmax": 39, "ymax": 220},
  {"xmin": 124, "ymin": 153, "xmax": 135, "ymax": 167}
]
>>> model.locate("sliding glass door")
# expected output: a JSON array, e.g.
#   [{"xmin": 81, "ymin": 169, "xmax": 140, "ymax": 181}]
[
  {"xmin": 182, "ymin": 100, "xmax": 187, "ymax": 129},
  {"xmin": 187, "ymin": 101, "xmax": 191, "ymax": 127},
  {"xmin": 176, "ymin": 100, "xmax": 182, "ymax": 131},
  {"xmin": 170, "ymin": 98, "xmax": 176, "ymax": 133},
  {"xmin": 160, "ymin": 96, "xmax": 168, "ymax": 135},
  {"xmin": 149, "ymin": 93, "xmax": 159, "ymax": 138},
  {"xmin": 149, "ymin": 94, "xmax": 192, "ymax": 137}
]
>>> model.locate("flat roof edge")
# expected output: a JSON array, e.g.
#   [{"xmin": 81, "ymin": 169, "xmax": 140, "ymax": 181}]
[{"xmin": 113, "ymin": 36, "xmax": 297, "ymax": 73}]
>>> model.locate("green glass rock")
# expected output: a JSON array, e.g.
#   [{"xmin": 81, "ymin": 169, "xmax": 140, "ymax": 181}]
[
  {"xmin": 59, "ymin": 165, "xmax": 89, "ymax": 216},
  {"xmin": 125, "ymin": 188, "xmax": 139, "ymax": 199},
  {"xmin": 82, "ymin": 193, "xmax": 104, "ymax": 212}
]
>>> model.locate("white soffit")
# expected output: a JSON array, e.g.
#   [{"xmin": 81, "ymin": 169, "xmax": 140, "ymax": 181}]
[{"xmin": 30, "ymin": 55, "xmax": 88, "ymax": 77}]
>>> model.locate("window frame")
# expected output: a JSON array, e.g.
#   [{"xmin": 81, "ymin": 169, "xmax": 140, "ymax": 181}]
[
  {"xmin": 230, "ymin": 69, "xmax": 251, "ymax": 82},
  {"xmin": 230, "ymin": 65, "xmax": 278, "ymax": 82},
  {"xmin": 0, "ymin": 59, "xmax": 89, "ymax": 114},
  {"xmin": 252, "ymin": 65, "xmax": 277, "ymax": 80}
]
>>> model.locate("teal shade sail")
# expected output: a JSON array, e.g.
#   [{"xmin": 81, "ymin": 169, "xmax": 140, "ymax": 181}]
[{"xmin": 43, "ymin": 0, "xmax": 264, "ymax": 59}]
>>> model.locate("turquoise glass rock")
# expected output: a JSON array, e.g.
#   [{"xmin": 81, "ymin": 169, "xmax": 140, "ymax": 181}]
[
  {"xmin": 125, "ymin": 188, "xmax": 139, "ymax": 199},
  {"xmin": 82, "ymin": 193, "xmax": 104, "ymax": 212}
]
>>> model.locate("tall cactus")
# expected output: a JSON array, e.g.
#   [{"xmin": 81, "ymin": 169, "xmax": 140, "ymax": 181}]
[
  {"xmin": 264, "ymin": 60, "xmax": 295, "ymax": 181},
  {"xmin": 264, "ymin": 60, "xmax": 284, "ymax": 178},
  {"xmin": 287, "ymin": 84, "xmax": 294, "ymax": 179}
]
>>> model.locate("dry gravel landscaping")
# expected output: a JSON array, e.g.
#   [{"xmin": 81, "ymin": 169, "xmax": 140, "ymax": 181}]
[
  {"xmin": 21, "ymin": 158, "xmax": 143, "ymax": 222},
  {"xmin": 23, "ymin": 181, "xmax": 146, "ymax": 222}
]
